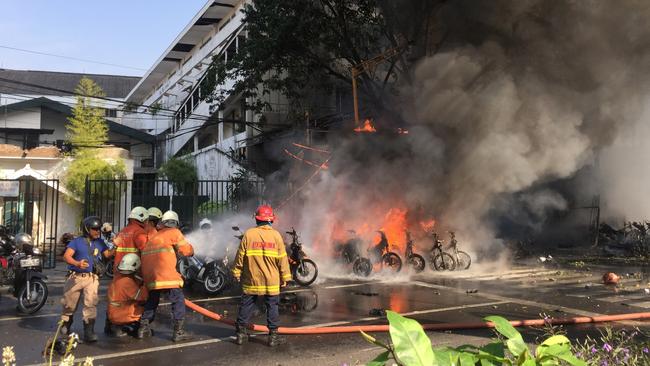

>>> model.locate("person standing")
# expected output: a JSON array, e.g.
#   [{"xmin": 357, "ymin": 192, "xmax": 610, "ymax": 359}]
[
  {"xmin": 60, "ymin": 216, "xmax": 112, "ymax": 342},
  {"xmin": 145, "ymin": 207, "xmax": 162, "ymax": 240},
  {"xmin": 107, "ymin": 253, "xmax": 148, "ymax": 338},
  {"xmin": 233, "ymin": 205, "xmax": 291, "ymax": 347},
  {"xmin": 138, "ymin": 210, "xmax": 194, "ymax": 341}
]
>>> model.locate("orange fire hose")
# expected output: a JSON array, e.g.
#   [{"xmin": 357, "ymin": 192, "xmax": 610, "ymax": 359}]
[{"xmin": 185, "ymin": 299, "xmax": 650, "ymax": 334}]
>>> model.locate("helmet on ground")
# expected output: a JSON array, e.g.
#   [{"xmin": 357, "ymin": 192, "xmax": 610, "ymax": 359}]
[
  {"xmin": 147, "ymin": 207, "xmax": 163, "ymax": 221},
  {"xmin": 101, "ymin": 222, "xmax": 113, "ymax": 233},
  {"xmin": 255, "ymin": 205, "xmax": 275, "ymax": 222},
  {"xmin": 117, "ymin": 253, "xmax": 141, "ymax": 274},
  {"xmin": 14, "ymin": 233, "xmax": 33, "ymax": 251},
  {"xmin": 161, "ymin": 210, "xmax": 179, "ymax": 228},
  {"xmin": 82, "ymin": 216, "xmax": 102, "ymax": 236},
  {"xmin": 128, "ymin": 206, "xmax": 148, "ymax": 223},
  {"xmin": 199, "ymin": 218, "xmax": 212, "ymax": 230}
]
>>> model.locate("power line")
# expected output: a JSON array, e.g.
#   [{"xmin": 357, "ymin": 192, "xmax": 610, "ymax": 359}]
[{"xmin": 0, "ymin": 44, "xmax": 147, "ymax": 72}]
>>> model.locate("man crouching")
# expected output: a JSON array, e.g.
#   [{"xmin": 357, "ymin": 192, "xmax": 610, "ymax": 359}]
[{"xmin": 106, "ymin": 253, "xmax": 148, "ymax": 337}]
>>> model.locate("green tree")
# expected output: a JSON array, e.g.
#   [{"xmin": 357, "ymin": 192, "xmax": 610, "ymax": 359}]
[
  {"xmin": 202, "ymin": 0, "xmax": 439, "ymax": 123},
  {"xmin": 158, "ymin": 157, "xmax": 198, "ymax": 195},
  {"xmin": 65, "ymin": 77, "xmax": 108, "ymax": 152},
  {"xmin": 62, "ymin": 77, "xmax": 126, "ymax": 200}
]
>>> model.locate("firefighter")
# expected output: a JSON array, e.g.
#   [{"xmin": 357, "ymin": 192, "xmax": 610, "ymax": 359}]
[
  {"xmin": 106, "ymin": 253, "xmax": 148, "ymax": 338},
  {"xmin": 138, "ymin": 210, "xmax": 194, "ymax": 342},
  {"xmin": 233, "ymin": 205, "xmax": 291, "ymax": 347},
  {"xmin": 145, "ymin": 207, "xmax": 162, "ymax": 240},
  {"xmin": 104, "ymin": 207, "xmax": 147, "ymax": 336},
  {"xmin": 60, "ymin": 216, "xmax": 112, "ymax": 343}
]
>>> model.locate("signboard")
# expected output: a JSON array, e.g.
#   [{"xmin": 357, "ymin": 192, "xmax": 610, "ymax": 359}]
[{"xmin": 0, "ymin": 181, "xmax": 20, "ymax": 197}]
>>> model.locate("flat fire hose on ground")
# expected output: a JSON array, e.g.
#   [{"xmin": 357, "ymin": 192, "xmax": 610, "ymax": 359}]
[{"xmin": 184, "ymin": 299, "xmax": 650, "ymax": 334}]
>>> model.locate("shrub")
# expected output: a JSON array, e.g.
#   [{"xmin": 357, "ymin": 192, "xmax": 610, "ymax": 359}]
[
  {"xmin": 63, "ymin": 155, "xmax": 126, "ymax": 201},
  {"xmin": 158, "ymin": 157, "xmax": 198, "ymax": 195}
]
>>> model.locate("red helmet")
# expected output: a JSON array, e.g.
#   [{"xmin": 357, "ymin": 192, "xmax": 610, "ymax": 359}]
[{"xmin": 255, "ymin": 205, "xmax": 275, "ymax": 222}]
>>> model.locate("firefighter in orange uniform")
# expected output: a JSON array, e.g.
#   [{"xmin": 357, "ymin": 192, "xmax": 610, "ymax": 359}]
[
  {"xmin": 233, "ymin": 205, "xmax": 291, "ymax": 347},
  {"xmin": 112, "ymin": 206, "xmax": 148, "ymax": 277},
  {"xmin": 138, "ymin": 210, "xmax": 194, "ymax": 342},
  {"xmin": 144, "ymin": 207, "xmax": 162, "ymax": 240},
  {"xmin": 104, "ymin": 206, "xmax": 148, "ymax": 336},
  {"xmin": 107, "ymin": 253, "xmax": 148, "ymax": 337}
]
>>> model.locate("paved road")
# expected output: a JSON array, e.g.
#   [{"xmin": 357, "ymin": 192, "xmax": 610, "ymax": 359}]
[{"xmin": 1, "ymin": 263, "xmax": 649, "ymax": 365}]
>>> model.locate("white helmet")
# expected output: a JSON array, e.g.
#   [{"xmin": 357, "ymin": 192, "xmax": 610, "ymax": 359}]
[
  {"xmin": 199, "ymin": 218, "xmax": 212, "ymax": 230},
  {"xmin": 161, "ymin": 210, "xmax": 179, "ymax": 228},
  {"xmin": 147, "ymin": 207, "xmax": 163, "ymax": 220},
  {"xmin": 117, "ymin": 253, "xmax": 141, "ymax": 274},
  {"xmin": 101, "ymin": 222, "xmax": 113, "ymax": 233},
  {"xmin": 128, "ymin": 206, "xmax": 148, "ymax": 223}
]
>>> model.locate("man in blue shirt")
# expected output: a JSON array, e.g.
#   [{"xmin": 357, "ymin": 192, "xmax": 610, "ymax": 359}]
[{"xmin": 60, "ymin": 216, "xmax": 112, "ymax": 343}]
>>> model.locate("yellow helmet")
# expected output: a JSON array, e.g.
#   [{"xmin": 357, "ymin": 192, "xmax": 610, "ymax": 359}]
[{"xmin": 147, "ymin": 207, "xmax": 163, "ymax": 220}]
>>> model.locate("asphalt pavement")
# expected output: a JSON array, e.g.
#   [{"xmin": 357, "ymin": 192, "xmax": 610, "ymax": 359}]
[{"xmin": 1, "ymin": 262, "xmax": 649, "ymax": 365}]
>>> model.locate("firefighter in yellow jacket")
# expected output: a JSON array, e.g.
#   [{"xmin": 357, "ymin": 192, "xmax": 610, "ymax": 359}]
[
  {"xmin": 233, "ymin": 205, "xmax": 291, "ymax": 347},
  {"xmin": 138, "ymin": 210, "xmax": 194, "ymax": 342}
]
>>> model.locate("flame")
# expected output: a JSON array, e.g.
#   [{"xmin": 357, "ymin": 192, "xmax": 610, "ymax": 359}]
[
  {"xmin": 354, "ymin": 119, "xmax": 377, "ymax": 133},
  {"xmin": 419, "ymin": 218, "xmax": 436, "ymax": 233}
]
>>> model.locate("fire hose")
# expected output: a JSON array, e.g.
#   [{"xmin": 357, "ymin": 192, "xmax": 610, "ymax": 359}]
[{"xmin": 184, "ymin": 299, "xmax": 650, "ymax": 334}]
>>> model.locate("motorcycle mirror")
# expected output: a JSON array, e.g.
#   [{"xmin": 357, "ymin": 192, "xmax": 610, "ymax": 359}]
[{"xmin": 232, "ymin": 226, "xmax": 240, "ymax": 231}]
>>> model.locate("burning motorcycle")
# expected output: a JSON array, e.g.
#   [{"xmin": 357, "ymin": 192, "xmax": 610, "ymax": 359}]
[
  {"xmin": 337, "ymin": 230, "xmax": 372, "ymax": 277},
  {"xmin": 0, "ymin": 232, "xmax": 49, "ymax": 314},
  {"xmin": 285, "ymin": 228, "xmax": 318, "ymax": 286},
  {"xmin": 368, "ymin": 231, "xmax": 402, "ymax": 272},
  {"xmin": 448, "ymin": 231, "xmax": 471, "ymax": 270},
  {"xmin": 404, "ymin": 231, "xmax": 426, "ymax": 272},
  {"xmin": 428, "ymin": 231, "xmax": 456, "ymax": 271}
]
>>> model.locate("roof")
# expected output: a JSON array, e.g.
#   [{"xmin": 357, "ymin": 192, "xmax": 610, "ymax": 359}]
[
  {"xmin": 0, "ymin": 68, "xmax": 140, "ymax": 98},
  {"xmin": 126, "ymin": 0, "xmax": 239, "ymax": 103},
  {"xmin": 2, "ymin": 97, "xmax": 155, "ymax": 143}
]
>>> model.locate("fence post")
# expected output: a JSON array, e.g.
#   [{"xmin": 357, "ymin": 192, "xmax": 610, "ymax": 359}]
[{"xmin": 83, "ymin": 175, "xmax": 90, "ymax": 217}]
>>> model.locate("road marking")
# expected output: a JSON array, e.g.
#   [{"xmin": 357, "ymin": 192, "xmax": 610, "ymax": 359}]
[
  {"xmin": 295, "ymin": 301, "xmax": 509, "ymax": 328},
  {"xmin": 0, "ymin": 312, "xmax": 59, "ymax": 322}
]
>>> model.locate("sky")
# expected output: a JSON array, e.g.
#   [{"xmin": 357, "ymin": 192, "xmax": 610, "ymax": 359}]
[{"xmin": 0, "ymin": 0, "xmax": 209, "ymax": 77}]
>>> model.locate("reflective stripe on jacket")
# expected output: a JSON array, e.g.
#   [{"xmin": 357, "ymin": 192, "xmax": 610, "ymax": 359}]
[
  {"xmin": 232, "ymin": 225, "xmax": 291, "ymax": 296},
  {"xmin": 107, "ymin": 275, "xmax": 148, "ymax": 325},
  {"xmin": 141, "ymin": 227, "xmax": 194, "ymax": 290},
  {"xmin": 112, "ymin": 221, "xmax": 147, "ymax": 279}
]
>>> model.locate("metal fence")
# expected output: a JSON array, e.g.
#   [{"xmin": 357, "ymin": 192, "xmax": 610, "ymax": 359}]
[
  {"xmin": 0, "ymin": 178, "xmax": 59, "ymax": 268},
  {"xmin": 83, "ymin": 178, "xmax": 265, "ymax": 232}
]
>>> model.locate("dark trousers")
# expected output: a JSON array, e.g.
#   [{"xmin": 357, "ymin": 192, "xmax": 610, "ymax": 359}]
[
  {"xmin": 142, "ymin": 288, "xmax": 185, "ymax": 322},
  {"xmin": 236, "ymin": 294, "xmax": 280, "ymax": 331}
]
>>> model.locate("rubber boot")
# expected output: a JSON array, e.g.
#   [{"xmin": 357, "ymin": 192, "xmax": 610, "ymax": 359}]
[
  {"xmin": 104, "ymin": 318, "xmax": 126, "ymax": 337},
  {"xmin": 171, "ymin": 319, "xmax": 190, "ymax": 342},
  {"xmin": 60, "ymin": 318, "xmax": 73, "ymax": 336},
  {"xmin": 137, "ymin": 319, "xmax": 152, "ymax": 339},
  {"xmin": 268, "ymin": 329, "xmax": 283, "ymax": 347},
  {"xmin": 83, "ymin": 319, "xmax": 98, "ymax": 343},
  {"xmin": 234, "ymin": 324, "xmax": 248, "ymax": 345}
]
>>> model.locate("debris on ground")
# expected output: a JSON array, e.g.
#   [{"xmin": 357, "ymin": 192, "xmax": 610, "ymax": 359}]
[
  {"xmin": 369, "ymin": 308, "xmax": 386, "ymax": 317},
  {"xmin": 353, "ymin": 291, "xmax": 379, "ymax": 297},
  {"xmin": 466, "ymin": 289, "xmax": 478, "ymax": 294},
  {"xmin": 603, "ymin": 272, "xmax": 620, "ymax": 285}
]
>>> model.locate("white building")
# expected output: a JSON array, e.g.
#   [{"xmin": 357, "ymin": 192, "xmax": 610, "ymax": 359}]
[{"xmin": 121, "ymin": 0, "xmax": 292, "ymax": 181}]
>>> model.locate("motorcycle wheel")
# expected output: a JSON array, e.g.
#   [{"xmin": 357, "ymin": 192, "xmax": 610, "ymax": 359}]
[
  {"xmin": 455, "ymin": 251, "xmax": 471, "ymax": 270},
  {"xmin": 17, "ymin": 279, "xmax": 48, "ymax": 314},
  {"xmin": 381, "ymin": 252, "xmax": 403, "ymax": 272},
  {"xmin": 433, "ymin": 253, "xmax": 456, "ymax": 271},
  {"xmin": 408, "ymin": 254, "xmax": 426, "ymax": 273},
  {"xmin": 105, "ymin": 258, "xmax": 114, "ymax": 279},
  {"xmin": 203, "ymin": 270, "xmax": 226, "ymax": 294},
  {"xmin": 353, "ymin": 257, "xmax": 372, "ymax": 277},
  {"xmin": 293, "ymin": 259, "xmax": 318, "ymax": 286}
]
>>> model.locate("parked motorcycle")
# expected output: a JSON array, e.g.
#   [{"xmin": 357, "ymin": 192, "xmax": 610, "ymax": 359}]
[
  {"xmin": 368, "ymin": 231, "xmax": 402, "ymax": 272},
  {"xmin": 285, "ymin": 228, "xmax": 318, "ymax": 286},
  {"xmin": 177, "ymin": 254, "xmax": 225, "ymax": 295},
  {"xmin": 448, "ymin": 231, "xmax": 471, "ymax": 270},
  {"xmin": 429, "ymin": 231, "xmax": 456, "ymax": 271},
  {"xmin": 404, "ymin": 231, "xmax": 426, "ymax": 272},
  {"xmin": 0, "ymin": 231, "xmax": 49, "ymax": 314},
  {"xmin": 337, "ymin": 230, "xmax": 372, "ymax": 277}
]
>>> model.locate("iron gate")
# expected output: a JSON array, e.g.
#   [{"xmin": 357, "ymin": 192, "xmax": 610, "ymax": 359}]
[
  {"xmin": 0, "ymin": 178, "xmax": 59, "ymax": 268},
  {"xmin": 83, "ymin": 178, "xmax": 264, "ymax": 233}
]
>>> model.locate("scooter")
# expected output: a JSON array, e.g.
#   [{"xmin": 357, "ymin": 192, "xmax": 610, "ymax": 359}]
[
  {"xmin": 177, "ymin": 254, "xmax": 225, "ymax": 295},
  {"xmin": 337, "ymin": 230, "xmax": 372, "ymax": 277},
  {"xmin": 286, "ymin": 228, "xmax": 318, "ymax": 286},
  {"xmin": 0, "ymin": 231, "xmax": 49, "ymax": 314}
]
